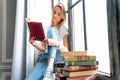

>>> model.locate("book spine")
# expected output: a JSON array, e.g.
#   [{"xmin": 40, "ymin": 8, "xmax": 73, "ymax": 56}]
[
  {"xmin": 64, "ymin": 56, "xmax": 96, "ymax": 61},
  {"xmin": 62, "ymin": 70, "xmax": 96, "ymax": 77},
  {"xmin": 60, "ymin": 51, "xmax": 87, "ymax": 56},
  {"xmin": 64, "ymin": 60, "xmax": 99, "ymax": 66},
  {"xmin": 64, "ymin": 65, "xmax": 98, "ymax": 71},
  {"xmin": 66, "ymin": 74, "xmax": 97, "ymax": 80}
]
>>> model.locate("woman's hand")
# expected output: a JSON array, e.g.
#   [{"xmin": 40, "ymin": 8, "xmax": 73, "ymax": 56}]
[
  {"xmin": 29, "ymin": 36, "xmax": 36, "ymax": 45},
  {"xmin": 25, "ymin": 18, "xmax": 31, "ymax": 22},
  {"xmin": 29, "ymin": 36, "xmax": 46, "ymax": 52},
  {"xmin": 43, "ymin": 38, "xmax": 60, "ymax": 47}
]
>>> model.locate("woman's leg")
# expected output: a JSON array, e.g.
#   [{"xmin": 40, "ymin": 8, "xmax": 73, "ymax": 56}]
[
  {"xmin": 47, "ymin": 28, "xmax": 59, "ymax": 68},
  {"xmin": 47, "ymin": 28, "xmax": 59, "ymax": 58},
  {"xmin": 25, "ymin": 62, "xmax": 47, "ymax": 80},
  {"xmin": 47, "ymin": 28, "xmax": 64, "ymax": 64},
  {"xmin": 55, "ymin": 49, "xmax": 64, "ymax": 62},
  {"xmin": 43, "ymin": 28, "xmax": 59, "ymax": 80},
  {"xmin": 54, "ymin": 49, "xmax": 64, "ymax": 72},
  {"xmin": 25, "ymin": 54, "xmax": 48, "ymax": 80}
]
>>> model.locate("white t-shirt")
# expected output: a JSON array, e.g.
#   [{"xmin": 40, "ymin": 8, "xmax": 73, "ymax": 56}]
[
  {"xmin": 45, "ymin": 25, "xmax": 68, "ymax": 44},
  {"xmin": 56, "ymin": 25, "xmax": 68, "ymax": 44}
]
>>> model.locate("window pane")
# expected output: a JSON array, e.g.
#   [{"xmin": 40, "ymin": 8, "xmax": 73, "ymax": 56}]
[
  {"xmin": 74, "ymin": 1, "xmax": 85, "ymax": 51},
  {"xmin": 73, "ymin": 0, "xmax": 110, "ymax": 75},
  {"xmin": 85, "ymin": 0, "xmax": 110, "ymax": 74}
]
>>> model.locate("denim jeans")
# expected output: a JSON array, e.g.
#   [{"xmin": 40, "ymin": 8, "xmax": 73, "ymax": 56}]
[{"xmin": 25, "ymin": 28, "xmax": 64, "ymax": 80}]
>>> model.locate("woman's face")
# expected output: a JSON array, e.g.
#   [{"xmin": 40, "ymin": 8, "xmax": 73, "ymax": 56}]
[{"xmin": 52, "ymin": 6, "xmax": 63, "ymax": 26}]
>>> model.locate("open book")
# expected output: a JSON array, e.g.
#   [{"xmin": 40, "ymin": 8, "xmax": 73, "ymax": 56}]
[{"xmin": 27, "ymin": 21, "xmax": 45, "ymax": 41}]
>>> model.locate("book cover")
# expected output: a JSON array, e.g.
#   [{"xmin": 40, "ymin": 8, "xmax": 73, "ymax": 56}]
[
  {"xmin": 60, "ymin": 51, "xmax": 87, "ymax": 57},
  {"xmin": 64, "ymin": 55, "xmax": 96, "ymax": 61},
  {"xmin": 61, "ymin": 69, "xmax": 96, "ymax": 77},
  {"xmin": 66, "ymin": 74, "xmax": 97, "ymax": 80},
  {"xmin": 63, "ymin": 65, "xmax": 98, "ymax": 71},
  {"xmin": 64, "ymin": 60, "xmax": 99, "ymax": 66},
  {"xmin": 27, "ymin": 22, "xmax": 45, "ymax": 41}
]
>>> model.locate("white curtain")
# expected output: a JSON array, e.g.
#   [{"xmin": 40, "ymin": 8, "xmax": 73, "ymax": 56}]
[
  {"xmin": 11, "ymin": 0, "xmax": 27, "ymax": 80},
  {"xmin": 26, "ymin": 0, "xmax": 52, "ymax": 76}
]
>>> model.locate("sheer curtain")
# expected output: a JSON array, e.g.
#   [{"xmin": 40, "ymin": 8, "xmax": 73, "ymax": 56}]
[
  {"xmin": 11, "ymin": 0, "xmax": 52, "ymax": 80},
  {"xmin": 26, "ymin": 0, "xmax": 52, "ymax": 76}
]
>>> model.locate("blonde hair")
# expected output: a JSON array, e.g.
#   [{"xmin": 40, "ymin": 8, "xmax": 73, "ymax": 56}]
[{"xmin": 50, "ymin": 3, "xmax": 66, "ymax": 29}]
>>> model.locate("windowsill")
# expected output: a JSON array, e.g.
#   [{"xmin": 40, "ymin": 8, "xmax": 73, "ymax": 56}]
[{"xmin": 96, "ymin": 71, "xmax": 111, "ymax": 80}]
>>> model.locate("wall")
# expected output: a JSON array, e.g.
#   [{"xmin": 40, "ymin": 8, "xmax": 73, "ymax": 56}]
[{"xmin": 0, "ymin": 0, "xmax": 16, "ymax": 80}]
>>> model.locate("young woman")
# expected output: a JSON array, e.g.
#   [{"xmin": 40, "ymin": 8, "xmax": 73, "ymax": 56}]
[{"xmin": 25, "ymin": 3, "xmax": 69, "ymax": 80}]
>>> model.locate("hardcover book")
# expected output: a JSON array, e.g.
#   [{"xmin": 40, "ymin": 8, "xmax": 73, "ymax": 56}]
[
  {"xmin": 64, "ymin": 55, "xmax": 96, "ymax": 61},
  {"xmin": 63, "ymin": 65, "xmax": 98, "ymax": 71},
  {"xmin": 64, "ymin": 60, "xmax": 99, "ymax": 66},
  {"xmin": 66, "ymin": 74, "xmax": 97, "ymax": 80},
  {"xmin": 60, "ymin": 51, "xmax": 87, "ymax": 57},
  {"xmin": 61, "ymin": 69, "xmax": 96, "ymax": 77},
  {"xmin": 27, "ymin": 22, "xmax": 45, "ymax": 41}
]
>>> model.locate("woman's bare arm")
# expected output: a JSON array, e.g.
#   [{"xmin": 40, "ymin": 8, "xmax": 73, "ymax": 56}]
[
  {"xmin": 59, "ymin": 34, "xmax": 69, "ymax": 52},
  {"xmin": 29, "ymin": 37, "xmax": 46, "ymax": 52},
  {"xmin": 32, "ymin": 41, "xmax": 46, "ymax": 52},
  {"xmin": 43, "ymin": 34, "xmax": 69, "ymax": 52}
]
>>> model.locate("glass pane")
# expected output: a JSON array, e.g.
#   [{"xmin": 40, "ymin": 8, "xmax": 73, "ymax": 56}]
[
  {"xmin": 74, "ymin": 1, "xmax": 85, "ymax": 51},
  {"xmin": 85, "ymin": 0, "xmax": 110, "ymax": 74}
]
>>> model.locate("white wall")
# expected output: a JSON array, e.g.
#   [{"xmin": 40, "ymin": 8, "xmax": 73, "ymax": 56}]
[{"xmin": 0, "ymin": 0, "xmax": 16, "ymax": 79}]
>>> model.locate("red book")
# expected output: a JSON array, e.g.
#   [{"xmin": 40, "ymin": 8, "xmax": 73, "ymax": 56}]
[
  {"xmin": 27, "ymin": 22, "xmax": 45, "ymax": 41},
  {"xmin": 64, "ymin": 65, "xmax": 98, "ymax": 72}
]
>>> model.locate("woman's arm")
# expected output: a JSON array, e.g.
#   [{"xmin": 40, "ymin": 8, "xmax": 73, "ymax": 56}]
[
  {"xmin": 59, "ymin": 34, "xmax": 69, "ymax": 52},
  {"xmin": 29, "ymin": 37, "xmax": 46, "ymax": 52},
  {"xmin": 25, "ymin": 18, "xmax": 46, "ymax": 52},
  {"xmin": 43, "ymin": 34, "xmax": 69, "ymax": 52}
]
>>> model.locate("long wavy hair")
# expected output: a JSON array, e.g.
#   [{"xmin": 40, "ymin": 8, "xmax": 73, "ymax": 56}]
[{"xmin": 50, "ymin": 3, "xmax": 66, "ymax": 29}]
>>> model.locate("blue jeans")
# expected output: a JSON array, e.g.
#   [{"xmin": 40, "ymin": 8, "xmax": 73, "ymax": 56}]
[{"xmin": 25, "ymin": 28, "xmax": 64, "ymax": 80}]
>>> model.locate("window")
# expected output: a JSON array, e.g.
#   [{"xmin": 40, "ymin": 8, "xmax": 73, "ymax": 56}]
[
  {"xmin": 27, "ymin": 0, "xmax": 110, "ymax": 76},
  {"xmin": 73, "ymin": 0, "xmax": 110, "ymax": 75}
]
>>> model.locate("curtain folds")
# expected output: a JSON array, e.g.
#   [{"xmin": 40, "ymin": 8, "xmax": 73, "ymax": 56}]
[{"xmin": 11, "ymin": 0, "xmax": 27, "ymax": 80}]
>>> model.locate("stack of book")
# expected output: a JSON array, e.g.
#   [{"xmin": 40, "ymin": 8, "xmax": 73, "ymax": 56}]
[{"xmin": 55, "ymin": 51, "xmax": 98, "ymax": 80}]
